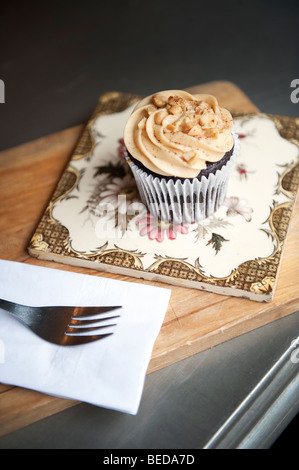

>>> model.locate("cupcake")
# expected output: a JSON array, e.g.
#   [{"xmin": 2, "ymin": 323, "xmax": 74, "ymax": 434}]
[{"xmin": 123, "ymin": 90, "xmax": 239, "ymax": 224}]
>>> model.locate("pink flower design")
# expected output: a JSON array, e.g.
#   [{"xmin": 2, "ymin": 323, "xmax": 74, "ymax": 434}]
[
  {"xmin": 223, "ymin": 197, "xmax": 253, "ymax": 222},
  {"xmin": 118, "ymin": 138, "xmax": 126, "ymax": 159},
  {"xmin": 235, "ymin": 163, "xmax": 255, "ymax": 181},
  {"xmin": 136, "ymin": 213, "xmax": 189, "ymax": 242},
  {"xmin": 237, "ymin": 165, "xmax": 247, "ymax": 176}
]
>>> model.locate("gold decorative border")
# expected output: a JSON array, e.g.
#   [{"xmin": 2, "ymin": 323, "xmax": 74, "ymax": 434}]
[
  {"xmin": 29, "ymin": 92, "xmax": 141, "ymax": 261},
  {"xmin": 72, "ymin": 92, "xmax": 141, "ymax": 161},
  {"xmin": 146, "ymin": 201, "xmax": 293, "ymax": 295},
  {"xmin": 28, "ymin": 95, "xmax": 299, "ymax": 299}
]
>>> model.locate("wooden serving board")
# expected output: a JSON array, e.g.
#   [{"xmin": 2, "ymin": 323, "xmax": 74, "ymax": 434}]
[{"xmin": 0, "ymin": 81, "xmax": 298, "ymax": 437}]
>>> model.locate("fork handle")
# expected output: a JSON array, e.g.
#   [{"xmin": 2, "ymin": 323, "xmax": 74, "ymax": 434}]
[
  {"xmin": 0, "ymin": 299, "xmax": 16, "ymax": 313},
  {"xmin": 0, "ymin": 299, "xmax": 37, "ymax": 328}
]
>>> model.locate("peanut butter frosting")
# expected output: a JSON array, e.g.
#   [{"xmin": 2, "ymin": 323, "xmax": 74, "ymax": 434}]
[{"xmin": 124, "ymin": 90, "xmax": 234, "ymax": 178}]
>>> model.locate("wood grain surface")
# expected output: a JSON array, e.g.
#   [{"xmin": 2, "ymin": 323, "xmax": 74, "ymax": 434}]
[{"xmin": 0, "ymin": 81, "xmax": 298, "ymax": 437}]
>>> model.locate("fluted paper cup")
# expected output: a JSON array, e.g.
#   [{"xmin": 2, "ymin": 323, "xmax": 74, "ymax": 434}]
[{"xmin": 125, "ymin": 131, "xmax": 239, "ymax": 224}]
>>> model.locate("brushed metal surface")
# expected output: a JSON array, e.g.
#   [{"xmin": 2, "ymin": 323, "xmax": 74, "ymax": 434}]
[{"xmin": 0, "ymin": 311, "xmax": 298, "ymax": 449}]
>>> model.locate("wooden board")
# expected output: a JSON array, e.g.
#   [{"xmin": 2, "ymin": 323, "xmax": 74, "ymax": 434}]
[
  {"xmin": 27, "ymin": 91, "xmax": 299, "ymax": 302},
  {"xmin": 0, "ymin": 81, "xmax": 298, "ymax": 437}
]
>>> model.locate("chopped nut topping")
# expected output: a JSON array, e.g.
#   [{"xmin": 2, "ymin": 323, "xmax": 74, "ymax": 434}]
[
  {"xmin": 198, "ymin": 114, "xmax": 216, "ymax": 129},
  {"xmin": 150, "ymin": 92, "xmax": 231, "ymax": 145},
  {"xmin": 204, "ymin": 128, "xmax": 219, "ymax": 138},
  {"xmin": 188, "ymin": 125, "xmax": 202, "ymax": 137},
  {"xmin": 125, "ymin": 90, "xmax": 233, "ymax": 179},
  {"xmin": 167, "ymin": 95, "xmax": 176, "ymax": 105},
  {"xmin": 166, "ymin": 124, "xmax": 176, "ymax": 131},
  {"xmin": 168, "ymin": 104, "xmax": 182, "ymax": 115},
  {"xmin": 182, "ymin": 150, "xmax": 195, "ymax": 162},
  {"xmin": 195, "ymin": 101, "xmax": 209, "ymax": 113},
  {"xmin": 152, "ymin": 93, "xmax": 167, "ymax": 108},
  {"xmin": 181, "ymin": 117, "xmax": 194, "ymax": 132}
]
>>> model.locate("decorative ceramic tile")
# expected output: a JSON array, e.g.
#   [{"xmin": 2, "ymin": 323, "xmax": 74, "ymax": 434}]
[{"xmin": 28, "ymin": 93, "xmax": 299, "ymax": 302}]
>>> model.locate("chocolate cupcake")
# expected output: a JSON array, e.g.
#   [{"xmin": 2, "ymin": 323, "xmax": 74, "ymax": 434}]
[{"xmin": 123, "ymin": 90, "xmax": 239, "ymax": 223}]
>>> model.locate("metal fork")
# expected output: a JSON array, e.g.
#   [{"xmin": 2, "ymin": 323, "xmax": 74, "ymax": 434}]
[{"xmin": 0, "ymin": 299, "xmax": 122, "ymax": 346}]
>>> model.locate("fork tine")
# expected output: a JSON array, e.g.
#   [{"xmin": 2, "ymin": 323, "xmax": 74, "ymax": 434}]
[
  {"xmin": 0, "ymin": 299, "xmax": 121, "ymax": 347},
  {"xmin": 68, "ymin": 314, "xmax": 120, "ymax": 328},
  {"xmin": 66, "ymin": 323, "xmax": 117, "ymax": 335},
  {"xmin": 64, "ymin": 333, "xmax": 113, "ymax": 346},
  {"xmin": 72, "ymin": 306, "xmax": 122, "ymax": 319}
]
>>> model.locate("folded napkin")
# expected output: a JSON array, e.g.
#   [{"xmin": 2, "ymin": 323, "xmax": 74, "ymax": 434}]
[{"xmin": 0, "ymin": 260, "xmax": 171, "ymax": 414}]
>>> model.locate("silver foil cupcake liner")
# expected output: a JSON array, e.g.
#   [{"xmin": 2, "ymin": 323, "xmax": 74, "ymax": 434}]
[{"xmin": 125, "ymin": 131, "xmax": 239, "ymax": 224}]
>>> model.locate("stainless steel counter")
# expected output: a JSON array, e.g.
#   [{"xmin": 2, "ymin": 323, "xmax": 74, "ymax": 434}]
[{"xmin": 0, "ymin": 311, "xmax": 298, "ymax": 449}]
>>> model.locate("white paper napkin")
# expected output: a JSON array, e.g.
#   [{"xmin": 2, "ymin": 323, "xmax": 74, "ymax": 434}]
[{"xmin": 0, "ymin": 260, "xmax": 171, "ymax": 414}]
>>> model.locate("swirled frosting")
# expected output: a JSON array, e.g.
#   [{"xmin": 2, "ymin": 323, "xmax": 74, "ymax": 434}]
[{"xmin": 124, "ymin": 90, "xmax": 233, "ymax": 178}]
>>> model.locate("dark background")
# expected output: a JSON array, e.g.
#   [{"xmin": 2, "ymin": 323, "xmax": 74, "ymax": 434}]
[
  {"xmin": 0, "ymin": 0, "xmax": 298, "ymax": 152},
  {"xmin": 0, "ymin": 0, "xmax": 298, "ymax": 448}
]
